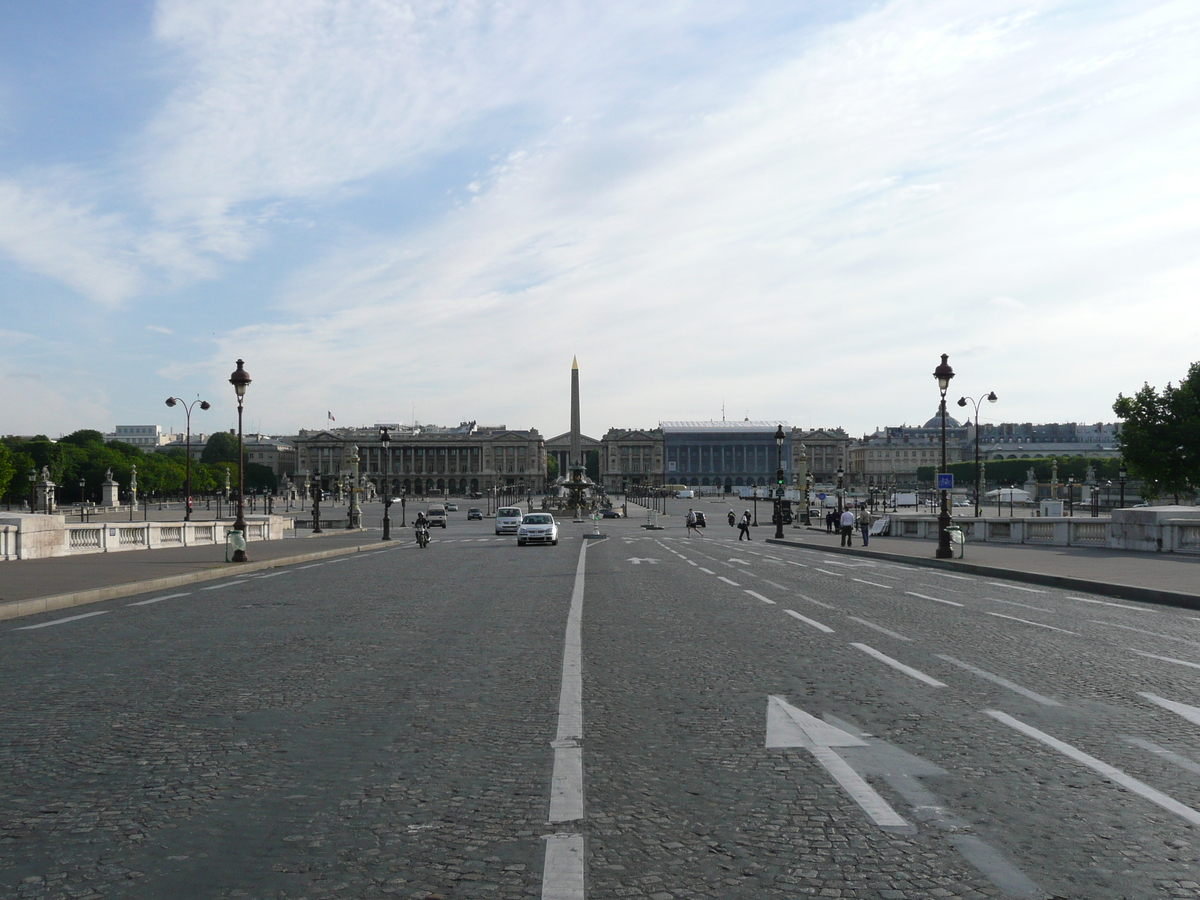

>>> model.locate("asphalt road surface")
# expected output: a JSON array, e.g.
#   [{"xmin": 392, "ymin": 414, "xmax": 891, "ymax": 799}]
[{"xmin": 3, "ymin": 514, "xmax": 1200, "ymax": 899}]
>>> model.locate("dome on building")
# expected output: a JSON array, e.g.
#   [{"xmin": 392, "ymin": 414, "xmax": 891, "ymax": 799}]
[{"xmin": 923, "ymin": 410, "xmax": 962, "ymax": 429}]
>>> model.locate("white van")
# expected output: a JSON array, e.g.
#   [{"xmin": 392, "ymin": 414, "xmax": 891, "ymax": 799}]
[
  {"xmin": 426, "ymin": 505, "xmax": 448, "ymax": 528},
  {"xmin": 675, "ymin": 490, "xmax": 695, "ymax": 499},
  {"xmin": 495, "ymin": 507, "xmax": 524, "ymax": 534}
]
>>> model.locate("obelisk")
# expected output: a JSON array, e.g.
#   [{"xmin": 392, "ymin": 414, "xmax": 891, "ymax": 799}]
[{"xmin": 570, "ymin": 356, "xmax": 582, "ymax": 472}]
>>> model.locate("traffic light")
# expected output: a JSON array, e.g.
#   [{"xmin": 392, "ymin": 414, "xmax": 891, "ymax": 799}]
[{"xmin": 776, "ymin": 468, "xmax": 785, "ymax": 486}]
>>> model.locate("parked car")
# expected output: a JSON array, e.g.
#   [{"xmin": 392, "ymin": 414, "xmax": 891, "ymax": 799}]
[
  {"xmin": 517, "ymin": 512, "xmax": 559, "ymax": 546},
  {"xmin": 495, "ymin": 507, "xmax": 524, "ymax": 534},
  {"xmin": 467, "ymin": 507, "xmax": 483, "ymax": 520}
]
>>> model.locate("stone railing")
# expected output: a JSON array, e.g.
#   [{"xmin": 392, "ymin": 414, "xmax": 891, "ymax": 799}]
[
  {"xmin": 0, "ymin": 514, "xmax": 287, "ymax": 560},
  {"xmin": 880, "ymin": 506, "xmax": 1200, "ymax": 554}
]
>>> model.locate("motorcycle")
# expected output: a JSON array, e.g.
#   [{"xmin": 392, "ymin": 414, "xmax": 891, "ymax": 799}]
[
  {"xmin": 727, "ymin": 510, "xmax": 736, "ymax": 527},
  {"xmin": 415, "ymin": 523, "xmax": 430, "ymax": 548}
]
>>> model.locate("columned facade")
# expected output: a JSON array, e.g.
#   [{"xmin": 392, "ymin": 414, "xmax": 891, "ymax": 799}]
[
  {"xmin": 661, "ymin": 421, "xmax": 791, "ymax": 491},
  {"xmin": 599, "ymin": 428, "xmax": 663, "ymax": 493}
]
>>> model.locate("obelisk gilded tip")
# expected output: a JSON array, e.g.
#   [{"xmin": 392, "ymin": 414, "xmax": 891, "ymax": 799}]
[{"xmin": 572, "ymin": 355, "xmax": 578, "ymax": 370}]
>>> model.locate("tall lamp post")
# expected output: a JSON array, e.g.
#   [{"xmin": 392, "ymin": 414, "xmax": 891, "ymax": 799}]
[
  {"xmin": 835, "ymin": 465, "xmax": 844, "ymax": 514},
  {"xmin": 774, "ymin": 425, "xmax": 786, "ymax": 539},
  {"xmin": 165, "ymin": 395, "xmax": 210, "ymax": 520},
  {"xmin": 934, "ymin": 353, "xmax": 956, "ymax": 559},
  {"xmin": 1118, "ymin": 463, "xmax": 1127, "ymax": 509},
  {"xmin": 956, "ymin": 390, "xmax": 997, "ymax": 518},
  {"xmin": 380, "ymin": 427, "xmax": 393, "ymax": 541},
  {"xmin": 28, "ymin": 468, "xmax": 37, "ymax": 512},
  {"xmin": 228, "ymin": 359, "xmax": 251, "ymax": 562}
]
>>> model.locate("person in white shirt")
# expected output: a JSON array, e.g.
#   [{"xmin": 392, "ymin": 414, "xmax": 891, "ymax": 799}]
[{"xmin": 839, "ymin": 507, "xmax": 856, "ymax": 546}]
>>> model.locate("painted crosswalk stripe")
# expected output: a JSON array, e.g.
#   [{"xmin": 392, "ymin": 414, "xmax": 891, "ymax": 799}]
[
  {"xmin": 745, "ymin": 590, "xmax": 776, "ymax": 605},
  {"xmin": 784, "ymin": 609, "xmax": 834, "ymax": 633},
  {"xmin": 852, "ymin": 643, "xmax": 944, "ymax": 686},
  {"xmin": 17, "ymin": 611, "xmax": 109, "ymax": 630},
  {"xmin": 986, "ymin": 709, "xmax": 1200, "ymax": 826},
  {"xmin": 128, "ymin": 592, "xmax": 191, "ymax": 606},
  {"xmin": 905, "ymin": 591, "xmax": 963, "ymax": 608}
]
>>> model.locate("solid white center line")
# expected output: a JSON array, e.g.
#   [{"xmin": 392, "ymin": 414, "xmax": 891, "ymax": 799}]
[
  {"xmin": 851, "ymin": 643, "xmax": 945, "ymax": 686},
  {"xmin": 542, "ymin": 833, "xmax": 585, "ymax": 900},
  {"xmin": 784, "ymin": 609, "xmax": 834, "ymax": 633},
  {"xmin": 936, "ymin": 654, "xmax": 1060, "ymax": 706},
  {"xmin": 985, "ymin": 612, "xmax": 1078, "ymax": 634},
  {"xmin": 718, "ymin": 576, "xmax": 741, "ymax": 587},
  {"xmin": 852, "ymin": 578, "xmax": 893, "ymax": 589},
  {"xmin": 128, "ymin": 592, "xmax": 191, "ymax": 607},
  {"xmin": 1129, "ymin": 649, "xmax": 1200, "ymax": 669},
  {"xmin": 847, "ymin": 616, "xmax": 911, "ymax": 641},
  {"xmin": 201, "ymin": 580, "xmax": 248, "ymax": 591},
  {"xmin": 986, "ymin": 709, "xmax": 1200, "ymax": 826},
  {"xmin": 745, "ymin": 590, "xmax": 776, "ymax": 605},
  {"xmin": 986, "ymin": 582, "xmax": 1046, "ymax": 593},
  {"xmin": 17, "ymin": 611, "xmax": 109, "ymax": 630},
  {"xmin": 904, "ymin": 591, "xmax": 963, "ymax": 608}
]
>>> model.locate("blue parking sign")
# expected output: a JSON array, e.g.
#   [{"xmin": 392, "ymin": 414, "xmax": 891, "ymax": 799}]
[{"xmin": 936, "ymin": 473, "xmax": 954, "ymax": 491}]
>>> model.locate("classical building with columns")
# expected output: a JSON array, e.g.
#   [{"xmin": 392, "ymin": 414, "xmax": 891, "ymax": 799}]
[
  {"xmin": 598, "ymin": 428, "xmax": 663, "ymax": 492},
  {"xmin": 291, "ymin": 422, "xmax": 546, "ymax": 498}
]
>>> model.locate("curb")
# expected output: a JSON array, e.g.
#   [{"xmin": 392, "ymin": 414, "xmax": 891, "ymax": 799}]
[
  {"xmin": 764, "ymin": 538, "xmax": 1200, "ymax": 611},
  {"xmin": 0, "ymin": 542, "xmax": 402, "ymax": 623}
]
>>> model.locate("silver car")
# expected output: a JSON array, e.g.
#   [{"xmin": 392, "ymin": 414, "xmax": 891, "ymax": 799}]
[
  {"xmin": 495, "ymin": 507, "xmax": 524, "ymax": 534},
  {"xmin": 517, "ymin": 513, "xmax": 559, "ymax": 546}
]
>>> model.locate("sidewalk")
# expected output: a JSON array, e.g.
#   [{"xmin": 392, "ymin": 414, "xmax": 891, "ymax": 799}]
[
  {"xmin": 766, "ymin": 524, "xmax": 1200, "ymax": 610},
  {"xmin": 0, "ymin": 529, "xmax": 395, "ymax": 622}
]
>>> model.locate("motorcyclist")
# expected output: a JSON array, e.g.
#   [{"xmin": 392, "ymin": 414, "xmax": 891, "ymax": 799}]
[
  {"xmin": 727, "ymin": 509, "xmax": 736, "ymax": 527},
  {"xmin": 414, "ymin": 511, "xmax": 430, "ymax": 546}
]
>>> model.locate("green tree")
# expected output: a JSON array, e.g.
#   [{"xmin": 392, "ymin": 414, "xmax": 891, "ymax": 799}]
[
  {"xmin": 201, "ymin": 432, "xmax": 242, "ymax": 464},
  {"xmin": 0, "ymin": 442, "xmax": 14, "ymax": 502},
  {"xmin": 1114, "ymin": 361, "xmax": 1200, "ymax": 502},
  {"xmin": 586, "ymin": 449, "xmax": 600, "ymax": 482},
  {"xmin": 60, "ymin": 429, "xmax": 106, "ymax": 448},
  {"xmin": 546, "ymin": 454, "xmax": 560, "ymax": 482}
]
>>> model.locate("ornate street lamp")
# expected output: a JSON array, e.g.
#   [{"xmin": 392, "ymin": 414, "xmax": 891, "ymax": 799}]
[
  {"xmin": 1118, "ymin": 463, "xmax": 1127, "ymax": 509},
  {"xmin": 380, "ymin": 427, "xmax": 393, "ymax": 540},
  {"xmin": 311, "ymin": 468, "xmax": 323, "ymax": 533},
  {"xmin": 835, "ymin": 465, "xmax": 845, "ymax": 514},
  {"xmin": 166, "ymin": 395, "xmax": 210, "ymax": 521},
  {"xmin": 933, "ymin": 353, "xmax": 955, "ymax": 559},
  {"xmin": 28, "ymin": 467, "xmax": 37, "ymax": 512},
  {"xmin": 774, "ymin": 425, "xmax": 786, "ymax": 539},
  {"xmin": 228, "ymin": 359, "xmax": 251, "ymax": 562},
  {"xmin": 957, "ymin": 390, "xmax": 997, "ymax": 518}
]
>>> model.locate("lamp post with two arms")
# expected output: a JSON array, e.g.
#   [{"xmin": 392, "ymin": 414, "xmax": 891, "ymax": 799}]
[
  {"xmin": 956, "ymin": 390, "xmax": 997, "ymax": 518},
  {"xmin": 165, "ymin": 395, "xmax": 210, "ymax": 520}
]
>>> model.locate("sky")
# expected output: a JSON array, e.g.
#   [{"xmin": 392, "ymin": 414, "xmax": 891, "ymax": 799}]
[{"xmin": 1, "ymin": 0, "xmax": 1197, "ymax": 443}]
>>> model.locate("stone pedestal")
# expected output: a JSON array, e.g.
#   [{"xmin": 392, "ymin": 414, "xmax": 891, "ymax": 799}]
[
  {"xmin": 101, "ymin": 477, "xmax": 120, "ymax": 507},
  {"xmin": 36, "ymin": 479, "xmax": 57, "ymax": 513}
]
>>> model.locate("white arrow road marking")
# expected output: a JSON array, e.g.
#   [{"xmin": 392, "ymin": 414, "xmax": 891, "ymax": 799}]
[
  {"xmin": 766, "ymin": 696, "xmax": 909, "ymax": 832},
  {"xmin": 1140, "ymin": 693, "xmax": 1200, "ymax": 727},
  {"xmin": 626, "ymin": 557, "xmax": 659, "ymax": 564},
  {"xmin": 986, "ymin": 709, "xmax": 1200, "ymax": 826}
]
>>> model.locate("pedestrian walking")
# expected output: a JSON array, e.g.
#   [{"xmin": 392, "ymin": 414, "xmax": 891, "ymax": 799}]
[
  {"xmin": 825, "ymin": 509, "xmax": 835, "ymax": 533},
  {"xmin": 738, "ymin": 510, "xmax": 752, "ymax": 541},
  {"xmin": 858, "ymin": 507, "xmax": 871, "ymax": 547},
  {"xmin": 686, "ymin": 508, "xmax": 698, "ymax": 536},
  {"xmin": 840, "ymin": 507, "xmax": 855, "ymax": 547}
]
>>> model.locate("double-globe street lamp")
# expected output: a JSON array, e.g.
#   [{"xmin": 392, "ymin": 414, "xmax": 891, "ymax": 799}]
[
  {"xmin": 228, "ymin": 359, "xmax": 251, "ymax": 562},
  {"xmin": 934, "ymin": 354, "xmax": 955, "ymax": 559},
  {"xmin": 956, "ymin": 390, "xmax": 997, "ymax": 518},
  {"xmin": 165, "ymin": 395, "xmax": 210, "ymax": 520}
]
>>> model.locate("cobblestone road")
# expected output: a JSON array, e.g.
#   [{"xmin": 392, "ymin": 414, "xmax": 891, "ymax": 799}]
[{"xmin": 3, "ymin": 516, "xmax": 1200, "ymax": 899}]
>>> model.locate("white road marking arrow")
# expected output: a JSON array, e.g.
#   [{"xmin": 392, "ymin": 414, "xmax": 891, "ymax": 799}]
[
  {"xmin": 626, "ymin": 557, "xmax": 659, "ymax": 564},
  {"xmin": 766, "ymin": 695, "xmax": 910, "ymax": 832}
]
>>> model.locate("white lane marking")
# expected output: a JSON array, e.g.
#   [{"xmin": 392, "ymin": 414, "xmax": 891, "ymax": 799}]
[
  {"xmin": 200, "ymin": 580, "xmax": 248, "ymax": 591},
  {"xmin": 297, "ymin": 564, "xmax": 323, "ymax": 570},
  {"xmin": 814, "ymin": 568, "xmax": 844, "ymax": 577},
  {"xmin": 745, "ymin": 590, "xmax": 776, "ymax": 605},
  {"xmin": 718, "ymin": 577, "xmax": 741, "ymax": 587},
  {"xmin": 258, "ymin": 571, "xmax": 292, "ymax": 579},
  {"xmin": 1093, "ymin": 621, "xmax": 1200, "ymax": 648},
  {"xmin": 687, "ymin": 560, "xmax": 698, "ymax": 566},
  {"xmin": 698, "ymin": 567, "xmax": 715, "ymax": 575},
  {"xmin": 986, "ymin": 582, "xmax": 1046, "ymax": 593},
  {"xmin": 985, "ymin": 612, "xmax": 1078, "ymax": 635},
  {"xmin": 763, "ymin": 557, "xmax": 785, "ymax": 564},
  {"xmin": 797, "ymin": 592, "xmax": 837, "ymax": 610},
  {"xmin": 786, "ymin": 561, "xmax": 809, "ymax": 568},
  {"xmin": 541, "ymin": 833, "xmax": 585, "ymax": 900},
  {"xmin": 982, "ymin": 597, "xmax": 1053, "ymax": 613},
  {"xmin": 324, "ymin": 558, "xmax": 349, "ymax": 564},
  {"xmin": 1130, "ymin": 649, "xmax": 1200, "ymax": 670},
  {"xmin": 783, "ymin": 609, "xmax": 834, "ymax": 633},
  {"xmin": 928, "ymin": 571, "xmax": 972, "ymax": 580},
  {"xmin": 1065, "ymin": 596, "xmax": 1145, "ymax": 611},
  {"xmin": 986, "ymin": 709, "xmax": 1200, "ymax": 826},
  {"xmin": 763, "ymin": 580, "xmax": 790, "ymax": 591},
  {"xmin": 847, "ymin": 616, "xmax": 911, "ymax": 641},
  {"xmin": 936, "ymin": 654, "xmax": 1061, "ymax": 706},
  {"xmin": 128, "ymin": 592, "xmax": 190, "ymax": 607},
  {"xmin": 17, "ymin": 611, "xmax": 109, "ymax": 630},
  {"xmin": 851, "ymin": 643, "xmax": 945, "ymax": 687},
  {"xmin": 811, "ymin": 745, "xmax": 912, "ymax": 831},
  {"xmin": 1125, "ymin": 738, "xmax": 1200, "ymax": 778},
  {"xmin": 905, "ymin": 591, "xmax": 963, "ymax": 608},
  {"xmin": 549, "ymin": 541, "xmax": 587, "ymax": 823},
  {"xmin": 852, "ymin": 578, "xmax": 893, "ymax": 589},
  {"xmin": 1140, "ymin": 693, "xmax": 1200, "ymax": 727}
]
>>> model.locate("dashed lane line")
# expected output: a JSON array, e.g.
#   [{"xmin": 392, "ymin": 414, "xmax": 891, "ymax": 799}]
[
  {"xmin": 128, "ymin": 592, "xmax": 191, "ymax": 607},
  {"xmin": 852, "ymin": 578, "xmax": 893, "ymax": 589},
  {"xmin": 851, "ymin": 643, "xmax": 945, "ymax": 687},
  {"xmin": 200, "ymin": 580, "xmax": 248, "ymax": 591},
  {"xmin": 986, "ymin": 709, "xmax": 1200, "ymax": 826},
  {"xmin": 1090, "ymin": 621, "xmax": 1200, "ymax": 648},
  {"xmin": 745, "ymin": 590, "xmax": 776, "ymax": 605},
  {"xmin": 928, "ymin": 571, "xmax": 972, "ymax": 580},
  {"xmin": 986, "ymin": 582, "xmax": 1046, "ymax": 593},
  {"xmin": 1066, "ymin": 596, "xmax": 1147, "ymax": 611},
  {"xmin": 1125, "ymin": 738, "xmax": 1200, "ymax": 778},
  {"xmin": 798, "ymin": 592, "xmax": 837, "ymax": 610},
  {"xmin": 1129, "ymin": 649, "xmax": 1200, "ymax": 670},
  {"xmin": 16, "ymin": 611, "xmax": 109, "ymax": 630},
  {"xmin": 1140, "ymin": 692, "xmax": 1200, "ymax": 728},
  {"xmin": 698, "ymin": 568, "xmax": 715, "ymax": 575},
  {"xmin": 936, "ymin": 654, "xmax": 1060, "ymax": 706},
  {"xmin": 297, "ymin": 564, "xmax": 324, "ymax": 570},
  {"xmin": 783, "ymin": 609, "xmax": 834, "ymax": 633},
  {"xmin": 718, "ymin": 577, "xmax": 741, "ymax": 587},
  {"xmin": 982, "ymin": 597, "xmax": 1053, "ymax": 613},
  {"xmin": 847, "ymin": 616, "xmax": 911, "ymax": 641},
  {"xmin": 814, "ymin": 568, "xmax": 844, "ymax": 578},
  {"xmin": 904, "ymin": 591, "xmax": 963, "ymax": 608},
  {"xmin": 984, "ymin": 612, "xmax": 1078, "ymax": 635}
]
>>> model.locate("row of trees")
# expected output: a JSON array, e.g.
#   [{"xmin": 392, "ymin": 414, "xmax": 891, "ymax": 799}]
[
  {"xmin": 0, "ymin": 430, "xmax": 277, "ymax": 506},
  {"xmin": 1113, "ymin": 360, "xmax": 1200, "ymax": 503}
]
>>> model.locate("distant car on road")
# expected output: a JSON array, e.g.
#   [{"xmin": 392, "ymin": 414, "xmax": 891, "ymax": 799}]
[
  {"xmin": 518, "ymin": 513, "xmax": 559, "ymax": 546},
  {"xmin": 495, "ymin": 507, "xmax": 524, "ymax": 534},
  {"xmin": 446, "ymin": 503, "xmax": 459, "ymax": 512},
  {"xmin": 599, "ymin": 508, "xmax": 622, "ymax": 518},
  {"xmin": 467, "ymin": 507, "xmax": 483, "ymax": 520},
  {"xmin": 693, "ymin": 511, "xmax": 707, "ymax": 528}
]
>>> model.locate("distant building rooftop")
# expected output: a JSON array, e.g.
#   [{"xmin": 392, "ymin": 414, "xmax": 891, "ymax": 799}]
[{"xmin": 661, "ymin": 420, "xmax": 788, "ymax": 432}]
